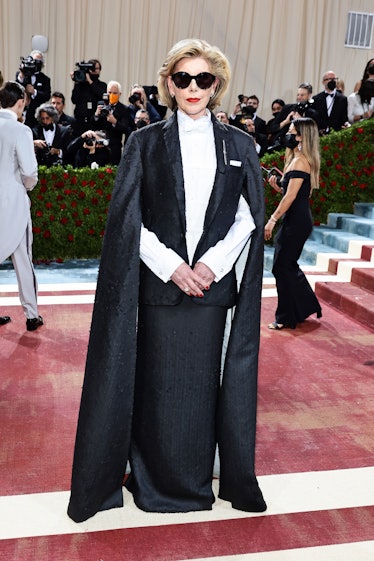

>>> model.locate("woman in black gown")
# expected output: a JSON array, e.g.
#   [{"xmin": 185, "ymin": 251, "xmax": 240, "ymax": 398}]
[{"xmin": 264, "ymin": 117, "xmax": 322, "ymax": 329}]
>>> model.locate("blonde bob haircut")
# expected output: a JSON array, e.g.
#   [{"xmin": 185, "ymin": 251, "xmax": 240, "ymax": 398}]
[
  {"xmin": 284, "ymin": 117, "xmax": 321, "ymax": 194},
  {"xmin": 157, "ymin": 38, "xmax": 231, "ymax": 112}
]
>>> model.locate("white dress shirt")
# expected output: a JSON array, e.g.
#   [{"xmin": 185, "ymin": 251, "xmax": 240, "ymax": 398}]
[{"xmin": 140, "ymin": 110, "xmax": 255, "ymax": 283}]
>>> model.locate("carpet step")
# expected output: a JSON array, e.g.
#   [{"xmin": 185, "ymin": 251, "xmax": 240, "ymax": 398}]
[
  {"xmin": 351, "ymin": 268, "xmax": 374, "ymax": 294},
  {"xmin": 315, "ymin": 281, "xmax": 374, "ymax": 331}
]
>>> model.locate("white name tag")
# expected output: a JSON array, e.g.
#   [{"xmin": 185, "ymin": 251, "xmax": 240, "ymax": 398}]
[{"xmin": 230, "ymin": 160, "xmax": 242, "ymax": 167}]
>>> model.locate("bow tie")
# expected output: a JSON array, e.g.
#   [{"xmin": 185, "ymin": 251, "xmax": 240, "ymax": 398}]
[
  {"xmin": 325, "ymin": 92, "xmax": 334, "ymax": 98},
  {"xmin": 43, "ymin": 124, "xmax": 54, "ymax": 131},
  {"xmin": 182, "ymin": 115, "xmax": 211, "ymax": 133}
]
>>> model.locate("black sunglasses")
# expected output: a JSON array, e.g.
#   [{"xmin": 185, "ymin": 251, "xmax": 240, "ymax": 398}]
[{"xmin": 171, "ymin": 72, "xmax": 216, "ymax": 89}]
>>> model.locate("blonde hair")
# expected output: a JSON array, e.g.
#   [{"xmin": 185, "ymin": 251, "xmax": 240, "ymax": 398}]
[
  {"xmin": 157, "ymin": 38, "xmax": 231, "ymax": 111},
  {"xmin": 284, "ymin": 117, "xmax": 320, "ymax": 193}
]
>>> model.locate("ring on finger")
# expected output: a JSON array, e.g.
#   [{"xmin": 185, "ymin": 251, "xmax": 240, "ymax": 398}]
[{"xmin": 183, "ymin": 286, "xmax": 189, "ymax": 292}]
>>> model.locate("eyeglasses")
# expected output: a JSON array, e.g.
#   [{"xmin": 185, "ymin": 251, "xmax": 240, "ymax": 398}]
[{"xmin": 171, "ymin": 72, "xmax": 216, "ymax": 89}]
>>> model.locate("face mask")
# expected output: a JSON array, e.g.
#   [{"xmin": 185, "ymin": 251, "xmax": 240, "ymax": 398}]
[
  {"xmin": 326, "ymin": 79, "xmax": 336, "ymax": 91},
  {"xmin": 109, "ymin": 93, "xmax": 120, "ymax": 105},
  {"xmin": 284, "ymin": 133, "xmax": 299, "ymax": 149}
]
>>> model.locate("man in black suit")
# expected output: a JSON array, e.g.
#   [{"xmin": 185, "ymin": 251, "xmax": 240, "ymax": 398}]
[
  {"xmin": 16, "ymin": 50, "xmax": 51, "ymax": 129},
  {"xmin": 312, "ymin": 70, "xmax": 349, "ymax": 134},
  {"xmin": 91, "ymin": 80, "xmax": 130, "ymax": 164},
  {"xmin": 246, "ymin": 95, "xmax": 267, "ymax": 135},
  {"xmin": 32, "ymin": 103, "xmax": 71, "ymax": 166}
]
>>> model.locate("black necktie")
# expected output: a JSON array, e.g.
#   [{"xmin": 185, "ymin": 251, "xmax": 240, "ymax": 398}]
[{"xmin": 43, "ymin": 124, "xmax": 54, "ymax": 131}]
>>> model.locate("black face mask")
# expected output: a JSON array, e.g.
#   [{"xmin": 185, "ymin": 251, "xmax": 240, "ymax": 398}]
[
  {"xmin": 284, "ymin": 133, "xmax": 299, "ymax": 149},
  {"xmin": 326, "ymin": 79, "xmax": 337, "ymax": 91}
]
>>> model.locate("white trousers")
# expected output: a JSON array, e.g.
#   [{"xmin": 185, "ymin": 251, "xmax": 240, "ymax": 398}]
[{"xmin": 10, "ymin": 221, "xmax": 39, "ymax": 319}]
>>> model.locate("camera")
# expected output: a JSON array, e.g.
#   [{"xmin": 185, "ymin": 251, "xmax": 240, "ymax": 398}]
[
  {"xmin": 144, "ymin": 85, "xmax": 158, "ymax": 101},
  {"xmin": 73, "ymin": 61, "xmax": 95, "ymax": 83},
  {"xmin": 296, "ymin": 100, "xmax": 313, "ymax": 116},
  {"xmin": 241, "ymin": 105, "xmax": 255, "ymax": 118},
  {"xmin": 19, "ymin": 56, "xmax": 42, "ymax": 84},
  {"xmin": 129, "ymin": 91, "xmax": 142, "ymax": 105},
  {"xmin": 97, "ymin": 94, "xmax": 111, "ymax": 117},
  {"xmin": 85, "ymin": 137, "xmax": 109, "ymax": 147}
]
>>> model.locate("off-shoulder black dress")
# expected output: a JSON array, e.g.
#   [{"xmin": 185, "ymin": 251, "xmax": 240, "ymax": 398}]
[{"xmin": 272, "ymin": 170, "xmax": 322, "ymax": 328}]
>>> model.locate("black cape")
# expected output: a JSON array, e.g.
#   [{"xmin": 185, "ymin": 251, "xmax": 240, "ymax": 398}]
[{"xmin": 68, "ymin": 112, "xmax": 267, "ymax": 522}]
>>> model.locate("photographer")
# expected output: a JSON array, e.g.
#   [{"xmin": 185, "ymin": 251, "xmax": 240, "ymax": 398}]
[
  {"xmin": 66, "ymin": 129, "xmax": 112, "ymax": 168},
  {"xmin": 143, "ymin": 84, "xmax": 167, "ymax": 119},
  {"xmin": 267, "ymin": 83, "xmax": 321, "ymax": 151},
  {"xmin": 242, "ymin": 112, "xmax": 267, "ymax": 157},
  {"xmin": 128, "ymin": 84, "xmax": 161, "ymax": 129},
  {"xmin": 32, "ymin": 103, "xmax": 71, "ymax": 167},
  {"xmin": 15, "ymin": 50, "xmax": 51, "ymax": 129},
  {"xmin": 91, "ymin": 80, "xmax": 130, "ymax": 164},
  {"xmin": 71, "ymin": 59, "xmax": 107, "ymax": 136}
]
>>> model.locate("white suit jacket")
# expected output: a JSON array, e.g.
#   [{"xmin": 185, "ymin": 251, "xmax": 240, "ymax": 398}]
[{"xmin": 0, "ymin": 110, "xmax": 38, "ymax": 262}]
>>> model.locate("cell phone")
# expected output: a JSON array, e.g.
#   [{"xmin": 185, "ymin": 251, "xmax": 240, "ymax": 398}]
[{"xmin": 267, "ymin": 167, "xmax": 283, "ymax": 186}]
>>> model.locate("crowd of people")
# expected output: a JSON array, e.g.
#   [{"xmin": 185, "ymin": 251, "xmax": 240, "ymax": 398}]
[
  {"xmin": 225, "ymin": 60, "xmax": 374, "ymax": 156},
  {"xmin": 1, "ymin": 51, "xmax": 165, "ymax": 169},
  {"xmin": 1, "ymin": 52, "xmax": 373, "ymax": 169}
]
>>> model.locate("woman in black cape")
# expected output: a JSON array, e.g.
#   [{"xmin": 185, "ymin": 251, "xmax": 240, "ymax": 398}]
[{"xmin": 68, "ymin": 38, "xmax": 267, "ymax": 522}]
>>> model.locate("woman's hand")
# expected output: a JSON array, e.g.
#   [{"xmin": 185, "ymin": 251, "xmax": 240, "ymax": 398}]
[
  {"xmin": 193, "ymin": 262, "xmax": 215, "ymax": 290},
  {"xmin": 171, "ymin": 262, "xmax": 211, "ymax": 297},
  {"xmin": 268, "ymin": 174, "xmax": 283, "ymax": 193},
  {"xmin": 264, "ymin": 220, "xmax": 276, "ymax": 241}
]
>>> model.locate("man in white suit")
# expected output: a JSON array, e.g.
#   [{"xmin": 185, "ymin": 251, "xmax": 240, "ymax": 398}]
[{"xmin": 0, "ymin": 81, "xmax": 43, "ymax": 331}]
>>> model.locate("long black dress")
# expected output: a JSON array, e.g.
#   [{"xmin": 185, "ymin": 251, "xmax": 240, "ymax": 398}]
[{"xmin": 272, "ymin": 170, "xmax": 322, "ymax": 328}]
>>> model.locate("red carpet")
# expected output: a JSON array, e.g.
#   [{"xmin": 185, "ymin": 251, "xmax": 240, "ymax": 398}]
[{"xmin": 0, "ymin": 287, "xmax": 373, "ymax": 560}]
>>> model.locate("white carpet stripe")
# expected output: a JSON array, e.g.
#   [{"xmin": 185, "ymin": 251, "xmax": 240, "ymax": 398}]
[
  {"xmin": 0, "ymin": 294, "xmax": 95, "ymax": 306},
  {"xmin": 0, "ymin": 467, "xmax": 373, "ymax": 540},
  {"xmin": 0, "ymin": 282, "xmax": 97, "ymax": 292},
  {"xmin": 178, "ymin": 541, "xmax": 374, "ymax": 561}
]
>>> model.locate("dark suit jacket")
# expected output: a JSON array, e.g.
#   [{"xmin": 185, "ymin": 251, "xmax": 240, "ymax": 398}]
[
  {"xmin": 253, "ymin": 115, "xmax": 267, "ymax": 135},
  {"xmin": 67, "ymin": 111, "xmax": 266, "ymax": 522},
  {"xmin": 32, "ymin": 123, "xmax": 72, "ymax": 166},
  {"xmin": 312, "ymin": 91, "xmax": 348, "ymax": 132}
]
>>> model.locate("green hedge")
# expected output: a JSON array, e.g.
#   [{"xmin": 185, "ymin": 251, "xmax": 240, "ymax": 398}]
[{"xmin": 30, "ymin": 120, "xmax": 374, "ymax": 260}]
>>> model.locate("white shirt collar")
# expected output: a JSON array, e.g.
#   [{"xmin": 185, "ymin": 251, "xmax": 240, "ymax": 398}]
[
  {"xmin": 0, "ymin": 108, "xmax": 18, "ymax": 120},
  {"xmin": 177, "ymin": 109, "xmax": 212, "ymax": 133}
]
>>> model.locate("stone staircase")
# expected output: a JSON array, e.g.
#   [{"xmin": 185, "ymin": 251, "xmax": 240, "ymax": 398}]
[{"xmin": 263, "ymin": 202, "xmax": 374, "ymax": 331}]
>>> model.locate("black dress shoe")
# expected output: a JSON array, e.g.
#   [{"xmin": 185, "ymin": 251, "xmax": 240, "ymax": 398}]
[
  {"xmin": 26, "ymin": 316, "xmax": 44, "ymax": 331},
  {"xmin": 0, "ymin": 316, "xmax": 11, "ymax": 325}
]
